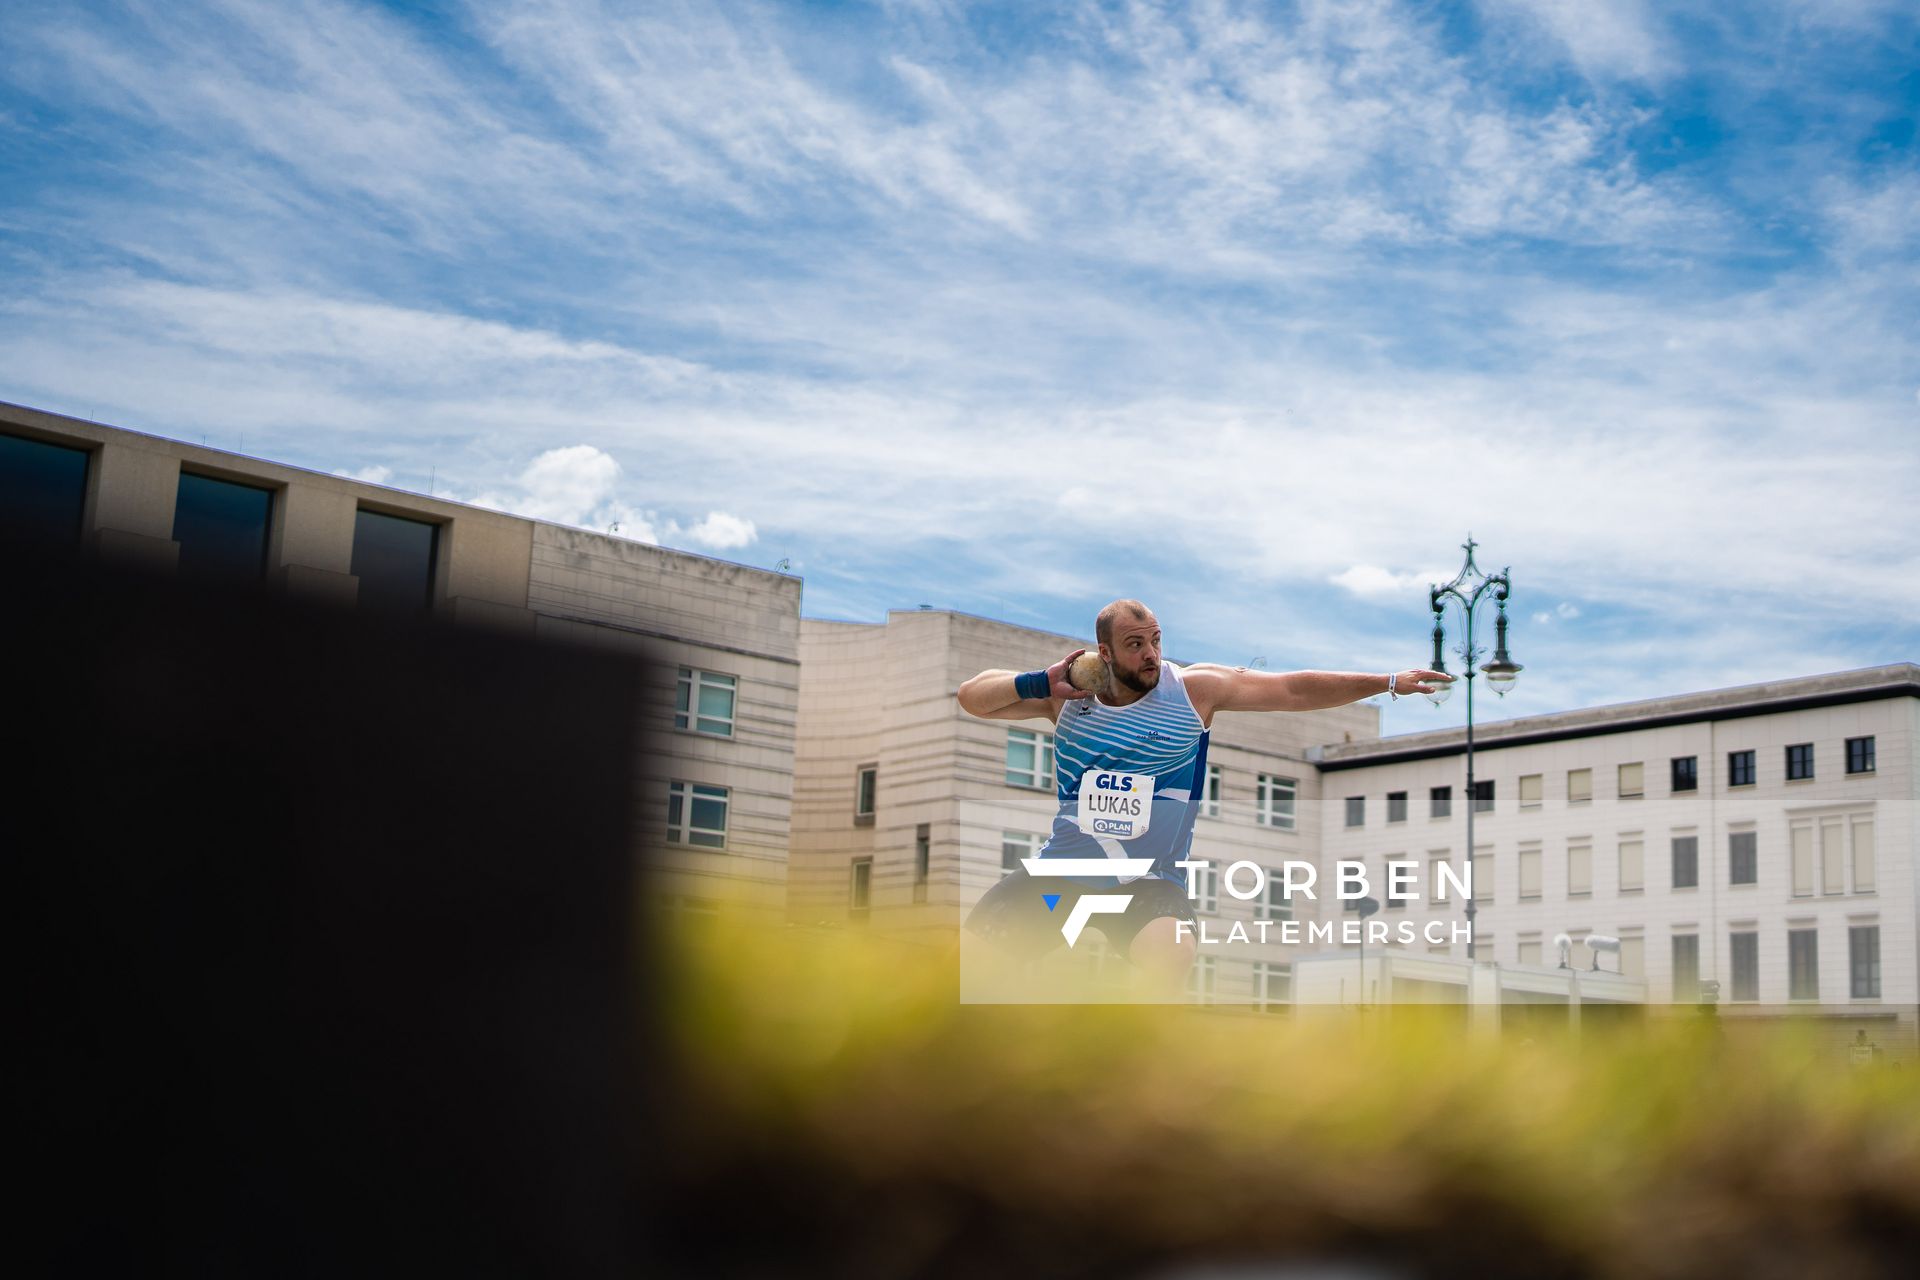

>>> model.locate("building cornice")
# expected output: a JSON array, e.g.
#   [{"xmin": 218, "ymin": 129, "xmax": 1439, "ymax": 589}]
[{"xmin": 1315, "ymin": 672, "xmax": 1920, "ymax": 772}]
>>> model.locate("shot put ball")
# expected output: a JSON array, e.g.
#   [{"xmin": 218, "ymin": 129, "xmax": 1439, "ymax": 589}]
[{"xmin": 1067, "ymin": 652, "xmax": 1110, "ymax": 691}]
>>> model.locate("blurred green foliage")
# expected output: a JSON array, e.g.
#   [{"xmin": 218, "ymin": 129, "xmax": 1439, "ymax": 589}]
[{"xmin": 646, "ymin": 918, "xmax": 1920, "ymax": 1279}]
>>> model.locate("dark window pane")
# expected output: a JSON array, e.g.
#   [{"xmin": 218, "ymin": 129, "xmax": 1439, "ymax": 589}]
[
  {"xmin": 1849, "ymin": 927, "xmax": 1880, "ymax": 998},
  {"xmin": 1345, "ymin": 796, "xmax": 1364, "ymax": 827},
  {"xmin": 1728, "ymin": 750, "xmax": 1755, "ymax": 787},
  {"xmin": 1785, "ymin": 744, "xmax": 1814, "ymax": 781},
  {"xmin": 1430, "ymin": 786, "xmax": 1451, "ymax": 818},
  {"xmin": 173, "ymin": 472, "xmax": 271, "ymax": 582},
  {"xmin": 0, "ymin": 431, "xmax": 89, "ymax": 548},
  {"xmin": 1730, "ymin": 933, "xmax": 1758, "ymax": 1002},
  {"xmin": 1387, "ymin": 791, "xmax": 1406, "ymax": 823},
  {"xmin": 1729, "ymin": 831, "xmax": 1757, "ymax": 885},
  {"xmin": 351, "ymin": 508, "xmax": 437, "ymax": 613},
  {"xmin": 1671, "ymin": 756, "xmax": 1697, "ymax": 792},
  {"xmin": 1846, "ymin": 737, "xmax": 1875, "ymax": 774},
  {"xmin": 1472, "ymin": 780, "xmax": 1494, "ymax": 812},
  {"xmin": 1671, "ymin": 836, "xmax": 1698, "ymax": 889},
  {"xmin": 1788, "ymin": 929, "xmax": 1818, "ymax": 999}
]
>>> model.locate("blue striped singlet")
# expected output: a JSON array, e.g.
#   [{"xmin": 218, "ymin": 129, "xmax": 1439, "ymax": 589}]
[{"xmin": 1040, "ymin": 661, "xmax": 1210, "ymax": 889}]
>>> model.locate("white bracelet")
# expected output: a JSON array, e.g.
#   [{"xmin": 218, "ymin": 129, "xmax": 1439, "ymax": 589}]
[{"xmin": 1387, "ymin": 672, "xmax": 1398, "ymax": 700}]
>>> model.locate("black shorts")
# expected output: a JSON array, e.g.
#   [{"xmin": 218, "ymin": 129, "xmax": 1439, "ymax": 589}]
[{"xmin": 964, "ymin": 868, "xmax": 1198, "ymax": 963}]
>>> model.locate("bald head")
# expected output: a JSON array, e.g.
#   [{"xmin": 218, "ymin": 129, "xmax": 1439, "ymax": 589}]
[{"xmin": 1095, "ymin": 599, "xmax": 1154, "ymax": 648}]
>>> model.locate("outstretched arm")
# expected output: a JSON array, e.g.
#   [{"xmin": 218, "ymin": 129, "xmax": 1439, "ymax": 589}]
[
  {"xmin": 957, "ymin": 649, "xmax": 1095, "ymax": 722},
  {"xmin": 1183, "ymin": 663, "xmax": 1452, "ymax": 721}
]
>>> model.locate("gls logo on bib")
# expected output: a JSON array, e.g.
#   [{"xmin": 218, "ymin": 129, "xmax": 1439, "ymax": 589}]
[{"xmin": 1076, "ymin": 769, "xmax": 1153, "ymax": 840}]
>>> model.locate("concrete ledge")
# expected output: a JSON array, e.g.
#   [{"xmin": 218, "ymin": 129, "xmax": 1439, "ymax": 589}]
[
  {"xmin": 448, "ymin": 594, "xmax": 537, "ymax": 635},
  {"xmin": 93, "ymin": 527, "xmax": 178, "ymax": 573},
  {"xmin": 281, "ymin": 563, "xmax": 359, "ymax": 607}
]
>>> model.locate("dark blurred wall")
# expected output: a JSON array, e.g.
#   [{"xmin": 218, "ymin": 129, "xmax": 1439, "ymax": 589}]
[{"xmin": 13, "ymin": 556, "xmax": 658, "ymax": 1276}]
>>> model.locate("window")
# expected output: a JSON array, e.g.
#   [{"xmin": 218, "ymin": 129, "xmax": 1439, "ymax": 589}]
[
  {"xmin": 1619, "ymin": 838, "xmax": 1644, "ymax": 892},
  {"xmin": 1618, "ymin": 762, "xmax": 1644, "ymax": 799},
  {"xmin": 849, "ymin": 857, "xmax": 872, "ymax": 922},
  {"xmin": 1471, "ymin": 846, "xmax": 1492, "ymax": 903},
  {"xmin": 1430, "ymin": 786, "xmax": 1452, "ymax": 819},
  {"xmin": 1851, "ymin": 817, "xmax": 1875, "ymax": 893},
  {"xmin": 1567, "ymin": 768, "xmax": 1592, "ymax": 804},
  {"xmin": 667, "ymin": 781, "xmax": 728, "ymax": 848},
  {"xmin": 1671, "ymin": 835, "xmax": 1698, "ymax": 890},
  {"xmin": 1202, "ymin": 765, "xmax": 1222, "ymax": 819},
  {"xmin": 351, "ymin": 507, "xmax": 437, "ymax": 613},
  {"xmin": 1193, "ymin": 861, "xmax": 1218, "ymax": 915},
  {"xmin": 1001, "ymin": 831, "xmax": 1041, "ymax": 876},
  {"xmin": 1255, "ymin": 961, "xmax": 1292, "ymax": 1012},
  {"xmin": 1382, "ymin": 857, "xmax": 1406, "ymax": 909},
  {"xmin": 1517, "ymin": 938, "xmax": 1542, "ymax": 967},
  {"xmin": 1849, "ymin": 926, "xmax": 1880, "ymax": 999},
  {"xmin": 854, "ymin": 765, "xmax": 877, "ymax": 820},
  {"xmin": 1671, "ymin": 934, "xmax": 1700, "ymax": 1002},
  {"xmin": 1670, "ymin": 756, "xmax": 1697, "ymax": 793},
  {"xmin": 1517, "ymin": 844, "xmax": 1541, "ymax": 900},
  {"xmin": 1790, "ymin": 823, "xmax": 1813, "ymax": 896},
  {"xmin": 1429, "ymin": 855, "xmax": 1451, "ymax": 903},
  {"xmin": 1728, "ymin": 831, "xmax": 1757, "ymax": 885},
  {"xmin": 675, "ymin": 668, "xmax": 737, "ymax": 736},
  {"xmin": 1821, "ymin": 818, "xmax": 1845, "ymax": 895},
  {"xmin": 1618, "ymin": 935, "xmax": 1645, "ymax": 979},
  {"xmin": 1259, "ymin": 871, "xmax": 1293, "ymax": 921},
  {"xmin": 1257, "ymin": 774, "xmax": 1296, "ymax": 829},
  {"xmin": 1785, "ymin": 743, "xmax": 1814, "ymax": 781},
  {"xmin": 1730, "ymin": 933, "xmax": 1759, "ymax": 1003},
  {"xmin": 1387, "ymin": 791, "xmax": 1407, "ymax": 823},
  {"xmin": 1518, "ymin": 774, "xmax": 1542, "ymax": 809},
  {"xmin": 172, "ymin": 472, "xmax": 272, "ymax": 582},
  {"xmin": 1186, "ymin": 953, "xmax": 1216, "ymax": 1004},
  {"xmin": 1845, "ymin": 736, "xmax": 1876, "ymax": 774},
  {"xmin": 1345, "ymin": 796, "xmax": 1365, "ymax": 828},
  {"xmin": 1471, "ymin": 780, "xmax": 1494, "ymax": 813},
  {"xmin": 0, "ymin": 430, "xmax": 90, "ymax": 548},
  {"xmin": 1005, "ymin": 728, "xmax": 1055, "ymax": 789},
  {"xmin": 1788, "ymin": 928, "xmax": 1818, "ymax": 1000},
  {"xmin": 913, "ymin": 823, "xmax": 930, "ymax": 904},
  {"xmin": 1567, "ymin": 842, "xmax": 1592, "ymax": 896},
  {"xmin": 1728, "ymin": 750, "xmax": 1755, "ymax": 787}
]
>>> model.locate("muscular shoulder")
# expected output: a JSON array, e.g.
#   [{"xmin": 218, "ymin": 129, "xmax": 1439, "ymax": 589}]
[{"xmin": 1172, "ymin": 662, "xmax": 1237, "ymax": 724}]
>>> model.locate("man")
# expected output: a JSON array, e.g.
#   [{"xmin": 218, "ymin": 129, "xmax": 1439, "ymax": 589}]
[{"xmin": 957, "ymin": 599, "xmax": 1449, "ymax": 998}]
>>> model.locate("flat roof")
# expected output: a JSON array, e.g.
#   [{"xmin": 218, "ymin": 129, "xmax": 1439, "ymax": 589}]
[{"xmin": 1316, "ymin": 663, "xmax": 1919, "ymax": 771}]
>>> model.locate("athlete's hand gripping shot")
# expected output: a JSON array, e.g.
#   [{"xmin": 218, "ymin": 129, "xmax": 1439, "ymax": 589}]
[{"xmin": 956, "ymin": 599, "xmax": 1451, "ymax": 1001}]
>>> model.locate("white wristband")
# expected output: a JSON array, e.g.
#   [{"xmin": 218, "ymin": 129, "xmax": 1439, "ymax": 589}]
[{"xmin": 1387, "ymin": 672, "xmax": 1398, "ymax": 700}]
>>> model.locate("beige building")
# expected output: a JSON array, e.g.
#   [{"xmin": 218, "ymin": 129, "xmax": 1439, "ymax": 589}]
[
  {"xmin": 1, "ymin": 400, "xmax": 801, "ymax": 912},
  {"xmin": 787, "ymin": 608, "xmax": 1376, "ymax": 1005},
  {"xmin": 1316, "ymin": 665, "xmax": 1918, "ymax": 1055}
]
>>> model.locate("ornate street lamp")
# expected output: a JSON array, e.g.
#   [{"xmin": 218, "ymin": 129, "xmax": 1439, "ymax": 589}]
[{"xmin": 1428, "ymin": 537, "xmax": 1522, "ymax": 962}]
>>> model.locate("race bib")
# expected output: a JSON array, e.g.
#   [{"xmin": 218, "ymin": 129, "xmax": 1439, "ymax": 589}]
[{"xmin": 1076, "ymin": 769, "xmax": 1154, "ymax": 840}]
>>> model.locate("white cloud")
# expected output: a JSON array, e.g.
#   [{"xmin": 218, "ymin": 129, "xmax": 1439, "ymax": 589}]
[
  {"xmin": 332, "ymin": 463, "xmax": 392, "ymax": 484},
  {"xmin": 1476, "ymin": 0, "xmax": 1675, "ymax": 82},
  {"xmin": 1331, "ymin": 565, "xmax": 1452, "ymax": 602},
  {"xmin": 681, "ymin": 511, "xmax": 757, "ymax": 551}
]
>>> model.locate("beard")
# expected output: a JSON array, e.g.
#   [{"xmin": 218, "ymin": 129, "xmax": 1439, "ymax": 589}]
[{"xmin": 1113, "ymin": 661, "xmax": 1159, "ymax": 694}]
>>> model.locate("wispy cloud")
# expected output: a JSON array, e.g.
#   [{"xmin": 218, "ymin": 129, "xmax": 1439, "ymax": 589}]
[{"xmin": 1, "ymin": 0, "xmax": 1914, "ymax": 734}]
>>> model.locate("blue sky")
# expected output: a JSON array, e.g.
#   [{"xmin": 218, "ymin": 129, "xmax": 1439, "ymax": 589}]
[{"xmin": 4, "ymin": 0, "xmax": 1916, "ymax": 734}]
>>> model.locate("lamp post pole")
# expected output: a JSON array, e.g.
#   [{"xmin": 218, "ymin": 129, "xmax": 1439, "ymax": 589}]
[{"xmin": 1426, "ymin": 537, "xmax": 1522, "ymax": 963}]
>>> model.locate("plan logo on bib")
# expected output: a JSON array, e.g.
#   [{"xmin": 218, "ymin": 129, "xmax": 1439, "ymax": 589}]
[
  {"xmin": 1076, "ymin": 770, "xmax": 1152, "ymax": 840},
  {"xmin": 1025, "ymin": 856, "xmax": 1156, "ymax": 947}
]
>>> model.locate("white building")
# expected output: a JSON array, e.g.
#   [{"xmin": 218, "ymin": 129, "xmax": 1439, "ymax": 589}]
[{"xmin": 1316, "ymin": 665, "xmax": 1917, "ymax": 1056}]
